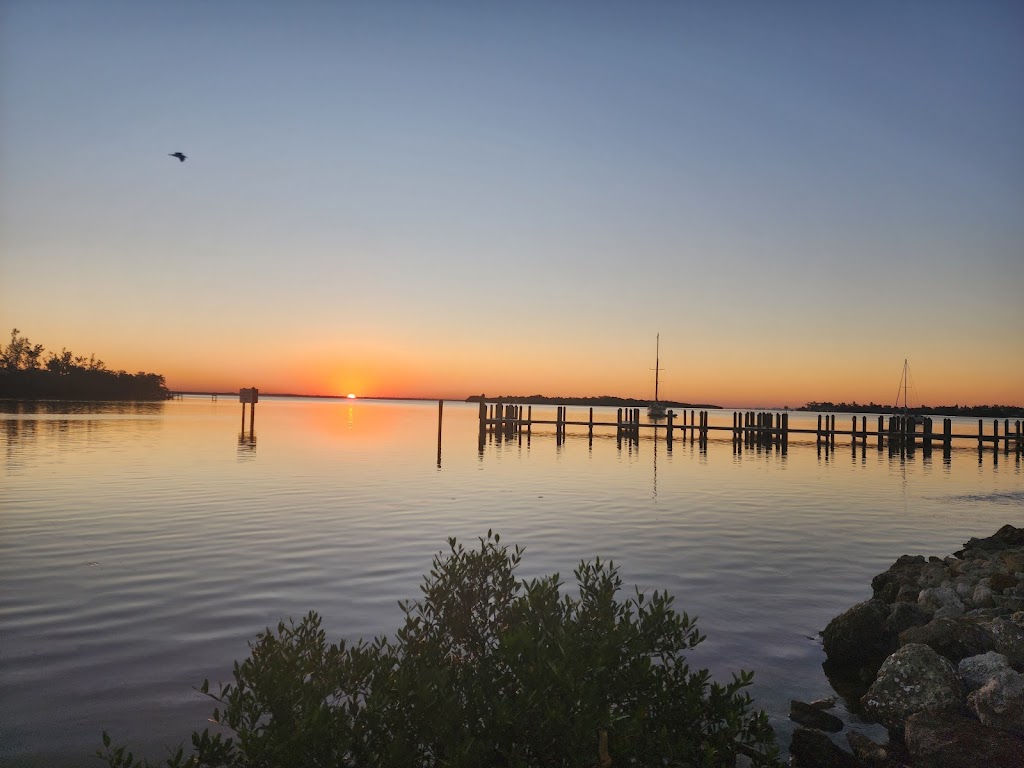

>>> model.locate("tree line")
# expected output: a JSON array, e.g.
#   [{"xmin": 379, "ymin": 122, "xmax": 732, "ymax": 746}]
[
  {"xmin": 0, "ymin": 329, "xmax": 170, "ymax": 401},
  {"xmin": 799, "ymin": 400, "xmax": 1024, "ymax": 418}
]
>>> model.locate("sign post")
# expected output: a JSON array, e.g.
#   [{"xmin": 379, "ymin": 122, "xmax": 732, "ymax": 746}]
[{"xmin": 240, "ymin": 388, "xmax": 258, "ymax": 435}]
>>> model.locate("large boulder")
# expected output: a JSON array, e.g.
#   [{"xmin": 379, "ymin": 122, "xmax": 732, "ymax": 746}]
[
  {"xmin": 898, "ymin": 618, "xmax": 995, "ymax": 664},
  {"xmin": 917, "ymin": 585, "xmax": 965, "ymax": 619},
  {"xmin": 904, "ymin": 710, "xmax": 1024, "ymax": 767},
  {"xmin": 968, "ymin": 668, "xmax": 1024, "ymax": 735},
  {"xmin": 871, "ymin": 555, "xmax": 926, "ymax": 603},
  {"xmin": 959, "ymin": 651, "xmax": 1015, "ymax": 692},
  {"xmin": 788, "ymin": 700, "xmax": 843, "ymax": 733},
  {"xmin": 789, "ymin": 728, "xmax": 860, "ymax": 768},
  {"xmin": 883, "ymin": 601, "xmax": 931, "ymax": 636},
  {"xmin": 822, "ymin": 599, "xmax": 893, "ymax": 668},
  {"xmin": 861, "ymin": 644, "xmax": 964, "ymax": 730},
  {"xmin": 982, "ymin": 617, "xmax": 1024, "ymax": 668},
  {"xmin": 958, "ymin": 525, "xmax": 1024, "ymax": 555}
]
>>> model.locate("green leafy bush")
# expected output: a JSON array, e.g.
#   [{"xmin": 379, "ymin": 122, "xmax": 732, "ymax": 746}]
[{"xmin": 99, "ymin": 533, "xmax": 781, "ymax": 767}]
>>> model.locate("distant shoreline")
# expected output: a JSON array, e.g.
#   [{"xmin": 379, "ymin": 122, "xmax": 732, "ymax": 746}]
[{"xmin": 18, "ymin": 391, "xmax": 1021, "ymax": 419}]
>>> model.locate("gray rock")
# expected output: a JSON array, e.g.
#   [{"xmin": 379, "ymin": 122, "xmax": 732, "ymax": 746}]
[
  {"xmin": 898, "ymin": 617, "xmax": 995, "ymax": 664},
  {"xmin": 983, "ymin": 617, "xmax": 1024, "ymax": 668},
  {"xmin": 959, "ymin": 651, "xmax": 1014, "ymax": 692},
  {"xmin": 959, "ymin": 525, "xmax": 1024, "ymax": 554},
  {"xmin": 871, "ymin": 555, "xmax": 926, "ymax": 604},
  {"xmin": 789, "ymin": 728, "xmax": 860, "ymax": 768},
  {"xmin": 989, "ymin": 571, "xmax": 1018, "ymax": 593},
  {"xmin": 789, "ymin": 700, "xmax": 843, "ymax": 733},
  {"xmin": 992, "ymin": 594, "xmax": 1024, "ymax": 613},
  {"xmin": 904, "ymin": 710, "xmax": 1024, "ymax": 767},
  {"xmin": 845, "ymin": 730, "xmax": 890, "ymax": 763},
  {"xmin": 884, "ymin": 601, "xmax": 930, "ymax": 636},
  {"xmin": 917, "ymin": 561, "xmax": 950, "ymax": 589},
  {"xmin": 972, "ymin": 583, "xmax": 996, "ymax": 608},
  {"xmin": 918, "ymin": 585, "xmax": 965, "ymax": 617},
  {"xmin": 822, "ymin": 599, "xmax": 893, "ymax": 668},
  {"xmin": 861, "ymin": 643, "xmax": 964, "ymax": 730},
  {"xmin": 968, "ymin": 668, "xmax": 1024, "ymax": 735}
]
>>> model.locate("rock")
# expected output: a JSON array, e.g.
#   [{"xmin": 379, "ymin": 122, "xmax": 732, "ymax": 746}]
[
  {"xmin": 917, "ymin": 585, "xmax": 965, "ymax": 618},
  {"xmin": 898, "ymin": 618, "xmax": 995, "ymax": 664},
  {"xmin": 959, "ymin": 525, "xmax": 1024, "ymax": 554},
  {"xmin": 968, "ymin": 668, "xmax": 1024, "ymax": 735},
  {"xmin": 992, "ymin": 594, "xmax": 1024, "ymax": 613},
  {"xmin": 972, "ymin": 583, "xmax": 996, "ymax": 608},
  {"xmin": 871, "ymin": 555, "xmax": 926, "ymax": 603},
  {"xmin": 861, "ymin": 643, "xmax": 964, "ymax": 731},
  {"xmin": 997, "ymin": 549, "xmax": 1024, "ymax": 575},
  {"xmin": 845, "ymin": 730, "xmax": 891, "ymax": 763},
  {"xmin": 990, "ymin": 571, "xmax": 1018, "ymax": 593},
  {"xmin": 959, "ymin": 651, "xmax": 1014, "ymax": 692},
  {"xmin": 789, "ymin": 700, "xmax": 844, "ymax": 732},
  {"xmin": 883, "ymin": 601, "xmax": 930, "ymax": 636},
  {"xmin": 983, "ymin": 617, "xmax": 1024, "ymax": 668},
  {"xmin": 904, "ymin": 710, "xmax": 1024, "ymax": 767},
  {"xmin": 789, "ymin": 728, "xmax": 861, "ymax": 768},
  {"xmin": 917, "ymin": 561, "xmax": 950, "ymax": 589},
  {"xmin": 822, "ymin": 599, "xmax": 893, "ymax": 668}
]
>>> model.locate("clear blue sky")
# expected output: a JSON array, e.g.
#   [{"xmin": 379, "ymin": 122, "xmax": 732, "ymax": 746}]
[{"xmin": 2, "ymin": 1, "xmax": 1021, "ymax": 405}]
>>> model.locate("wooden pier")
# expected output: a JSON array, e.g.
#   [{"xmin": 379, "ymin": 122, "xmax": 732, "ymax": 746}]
[{"xmin": 477, "ymin": 402, "xmax": 1023, "ymax": 460}]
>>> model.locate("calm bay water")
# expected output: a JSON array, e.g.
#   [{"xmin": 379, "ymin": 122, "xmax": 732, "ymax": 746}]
[{"xmin": 1, "ymin": 396, "xmax": 1021, "ymax": 766}]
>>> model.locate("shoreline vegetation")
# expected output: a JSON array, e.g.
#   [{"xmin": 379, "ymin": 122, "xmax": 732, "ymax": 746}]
[
  {"xmin": 98, "ymin": 533, "xmax": 783, "ymax": 768},
  {"xmin": 1, "ymin": 329, "xmax": 169, "ymax": 402}
]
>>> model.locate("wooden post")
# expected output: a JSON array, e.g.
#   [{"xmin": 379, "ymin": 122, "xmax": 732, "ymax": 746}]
[
  {"xmin": 993, "ymin": 419, "xmax": 999, "ymax": 455},
  {"xmin": 830, "ymin": 414, "xmax": 836, "ymax": 449},
  {"xmin": 816, "ymin": 414, "xmax": 822, "ymax": 448},
  {"xmin": 667, "ymin": 409, "xmax": 674, "ymax": 450},
  {"xmin": 781, "ymin": 412, "xmax": 789, "ymax": 454},
  {"xmin": 978, "ymin": 419, "xmax": 984, "ymax": 452},
  {"xmin": 690, "ymin": 409, "xmax": 695, "ymax": 444},
  {"xmin": 877, "ymin": 415, "xmax": 884, "ymax": 450},
  {"xmin": 1004, "ymin": 419, "xmax": 1010, "ymax": 455},
  {"xmin": 943, "ymin": 417, "xmax": 952, "ymax": 456},
  {"xmin": 851, "ymin": 416, "xmax": 857, "ymax": 449},
  {"xmin": 588, "ymin": 407, "xmax": 594, "ymax": 440},
  {"xmin": 434, "ymin": 400, "xmax": 443, "ymax": 465}
]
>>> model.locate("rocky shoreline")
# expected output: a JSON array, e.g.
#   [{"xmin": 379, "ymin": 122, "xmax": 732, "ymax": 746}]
[{"xmin": 789, "ymin": 525, "xmax": 1024, "ymax": 767}]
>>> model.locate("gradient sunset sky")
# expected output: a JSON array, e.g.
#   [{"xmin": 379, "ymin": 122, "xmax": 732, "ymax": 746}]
[{"xmin": 2, "ymin": 1, "xmax": 1021, "ymax": 407}]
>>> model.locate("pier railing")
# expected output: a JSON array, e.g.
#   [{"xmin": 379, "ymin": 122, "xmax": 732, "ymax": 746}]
[{"xmin": 477, "ymin": 402, "xmax": 1023, "ymax": 459}]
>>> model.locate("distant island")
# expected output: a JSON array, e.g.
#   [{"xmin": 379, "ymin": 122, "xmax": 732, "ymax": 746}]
[
  {"xmin": 0, "ymin": 329, "xmax": 170, "ymax": 401},
  {"xmin": 798, "ymin": 401, "xmax": 1024, "ymax": 419},
  {"xmin": 466, "ymin": 394, "xmax": 723, "ymax": 410}
]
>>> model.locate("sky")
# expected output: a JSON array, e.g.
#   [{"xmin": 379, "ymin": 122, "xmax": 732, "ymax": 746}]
[{"xmin": 1, "ymin": 1, "xmax": 1021, "ymax": 408}]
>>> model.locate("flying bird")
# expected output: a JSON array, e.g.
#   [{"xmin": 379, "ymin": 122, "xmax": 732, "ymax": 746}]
[{"xmin": 168, "ymin": 152, "xmax": 187, "ymax": 162}]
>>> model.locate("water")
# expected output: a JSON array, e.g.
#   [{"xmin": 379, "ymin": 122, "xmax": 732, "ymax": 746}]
[{"xmin": 1, "ymin": 397, "xmax": 1021, "ymax": 766}]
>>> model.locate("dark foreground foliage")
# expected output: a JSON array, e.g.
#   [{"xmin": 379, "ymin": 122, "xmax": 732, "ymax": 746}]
[
  {"xmin": 1, "ymin": 329, "xmax": 169, "ymax": 401},
  {"xmin": 99, "ymin": 533, "xmax": 781, "ymax": 767}
]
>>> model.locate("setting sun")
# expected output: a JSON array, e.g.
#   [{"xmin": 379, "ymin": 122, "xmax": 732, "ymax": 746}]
[{"xmin": 347, "ymin": 393, "xmax": 356, "ymax": 399}]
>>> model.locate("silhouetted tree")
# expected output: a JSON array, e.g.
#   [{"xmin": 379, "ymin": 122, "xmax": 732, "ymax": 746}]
[{"xmin": 0, "ymin": 329, "xmax": 169, "ymax": 401}]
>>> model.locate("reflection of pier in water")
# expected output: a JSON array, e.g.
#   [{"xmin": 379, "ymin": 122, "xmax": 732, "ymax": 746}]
[{"xmin": 476, "ymin": 402, "xmax": 1023, "ymax": 462}]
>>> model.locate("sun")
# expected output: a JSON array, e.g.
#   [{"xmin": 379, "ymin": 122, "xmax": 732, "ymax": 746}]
[{"xmin": 346, "ymin": 393, "xmax": 357, "ymax": 399}]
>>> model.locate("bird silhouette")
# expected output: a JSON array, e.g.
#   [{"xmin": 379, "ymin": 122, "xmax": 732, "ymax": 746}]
[{"xmin": 168, "ymin": 152, "xmax": 187, "ymax": 162}]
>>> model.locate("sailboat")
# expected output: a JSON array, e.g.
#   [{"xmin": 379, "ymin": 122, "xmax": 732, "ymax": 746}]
[
  {"xmin": 895, "ymin": 359, "xmax": 918, "ymax": 424},
  {"xmin": 647, "ymin": 334, "xmax": 668, "ymax": 419}
]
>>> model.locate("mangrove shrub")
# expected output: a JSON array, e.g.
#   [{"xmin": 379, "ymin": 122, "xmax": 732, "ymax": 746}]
[{"xmin": 99, "ymin": 532, "xmax": 781, "ymax": 767}]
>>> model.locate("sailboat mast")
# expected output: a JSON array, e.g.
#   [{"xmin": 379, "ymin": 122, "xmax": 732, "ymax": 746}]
[{"xmin": 654, "ymin": 334, "xmax": 660, "ymax": 402}]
